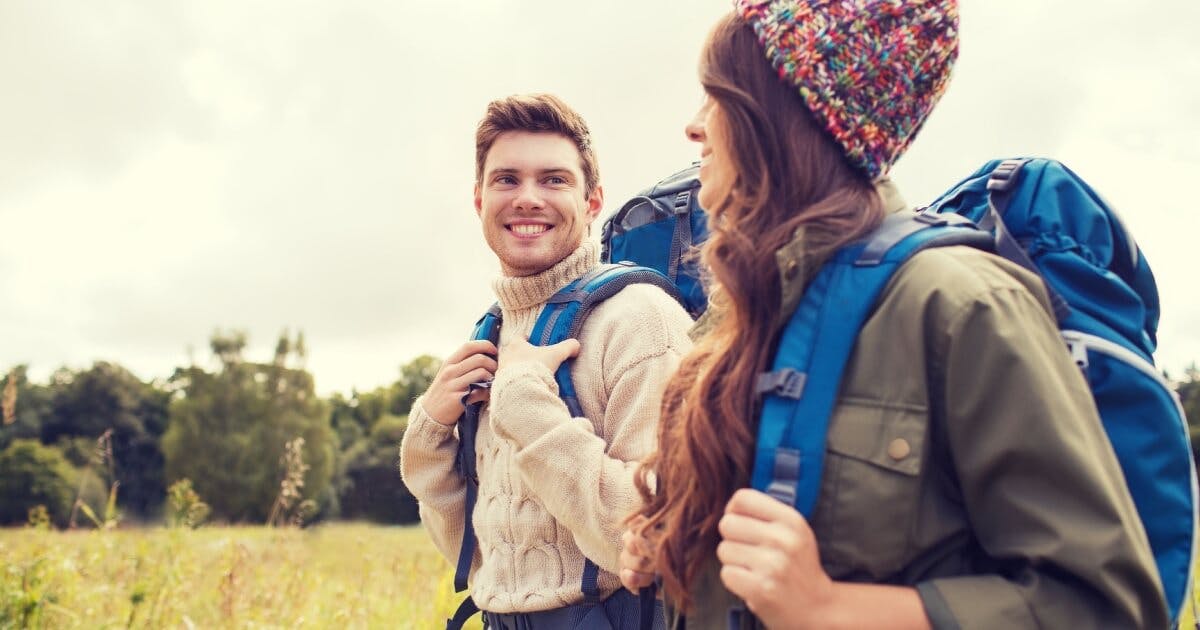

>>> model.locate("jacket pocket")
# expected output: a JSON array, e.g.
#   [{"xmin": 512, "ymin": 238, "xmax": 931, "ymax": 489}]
[{"xmin": 811, "ymin": 398, "xmax": 928, "ymax": 579}]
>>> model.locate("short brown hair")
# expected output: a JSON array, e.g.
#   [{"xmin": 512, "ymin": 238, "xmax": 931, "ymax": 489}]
[{"xmin": 474, "ymin": 93, "xmax": 600, "ymax": 196}]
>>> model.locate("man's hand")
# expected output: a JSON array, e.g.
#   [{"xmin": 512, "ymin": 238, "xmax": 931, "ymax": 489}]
[
  {"xmin": 497, "ymin": 336, "xmax": 580, "ymax": 375},
  {"xmin": 421, "ymin": 340, "xmax": 498, "ymax": 426},
  {"xmin": 620, "ymin": 515, "xmax": 658, "ymax": 593}
]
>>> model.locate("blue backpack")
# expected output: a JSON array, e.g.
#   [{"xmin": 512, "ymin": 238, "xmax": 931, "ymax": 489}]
[
  {"xmin": 751, "ymin": 158, "xmax": 1197, "ymax": 623},
  {"xmin": 446, "ymin": 264, "xmax": 681, "ymax": 630},
  {"xmin": 603, "ymin": 158, "xmax": 1197, "ymax": 623},
  {"xmin": 601, "ymin": 163, "xmax": 708, "ymax": 318}
]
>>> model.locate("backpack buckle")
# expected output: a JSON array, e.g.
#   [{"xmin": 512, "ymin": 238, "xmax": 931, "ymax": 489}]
[
  {"xmin": 755, "ymin": 368, "xmax": 806, "ymax": 399},
  {"xmin": 673, "ymin": 191, "xmax": 691, "ymax": 214},
  {"xmin": 987, "ymin": 159, "xmax": 1027, "ymax": 193}
]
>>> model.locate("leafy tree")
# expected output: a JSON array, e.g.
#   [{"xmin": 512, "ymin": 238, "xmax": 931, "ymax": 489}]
[
  {"xmin": 337, "ymin": 414, "xmax": 418, "ymax": 523},
  {"xmin": 391, "ymin": 355, "xmax": 441, "ymax": 416},
  {"xmin": 40, "ymin": 361, "xmax": 169, "ymax": 518},
  {"xmin": 162, "ymin": 330, "xmax": 335, "ymax": 522},
  {"xmin": 328, "ymin": 392, "xmax": 367, "ymax": 451},
  {"xmin": 1177, "ymin": 364, "xmax": 1200, "ymax": 466},
  {"xmin": 0, "ymin": 439, "xmax": 75, "ymax": 526}
]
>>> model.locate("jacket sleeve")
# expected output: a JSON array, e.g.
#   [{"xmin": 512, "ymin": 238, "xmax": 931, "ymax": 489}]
[
  {"xmin": 487, "ymin": 287, "xmax": 692, "ymax": 574},
  {"xmin": 399, "ymin": 398, "xmax": 475, "ymax": 571},
  {"xmin": 915, "ymin": 285, "xmax": 1168, "ymax": 629}
]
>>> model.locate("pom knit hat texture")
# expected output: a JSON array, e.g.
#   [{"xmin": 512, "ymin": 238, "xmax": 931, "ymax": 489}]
[{"xmin": 734, "ymin": 0, "xmax": 959, "ymax": 179}]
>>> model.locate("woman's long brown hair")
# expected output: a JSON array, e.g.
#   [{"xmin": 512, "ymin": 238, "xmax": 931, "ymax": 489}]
[{"xmin": 632, "ymin": 12, "xmax": 888, "ymax": 610}]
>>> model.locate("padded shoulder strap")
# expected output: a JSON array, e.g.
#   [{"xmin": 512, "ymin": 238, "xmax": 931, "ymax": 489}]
[
  {"xmin": 752, "ymin": 214, "xmax": 991, "ymax": 515},
  {"xmin": 530, "ymin": 263, "xmax": 684, "ymax": 416}
]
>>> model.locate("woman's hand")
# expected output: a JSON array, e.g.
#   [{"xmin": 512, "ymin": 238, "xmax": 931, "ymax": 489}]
[
  {"xmin": 717, "ymin": 488, "xmax": 835, "ymax": 628},
  {"xmin": 620, "ymin": 515, "xmax": 658, "ymax": 593}
]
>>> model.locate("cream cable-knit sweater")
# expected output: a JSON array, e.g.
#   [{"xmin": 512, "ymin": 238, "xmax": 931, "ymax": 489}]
[{"xmin": 400, "ymin": 240, "xmax": 694, "ymax": 613}]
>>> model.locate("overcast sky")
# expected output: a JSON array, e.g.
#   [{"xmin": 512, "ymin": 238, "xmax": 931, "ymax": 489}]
[{"xmin": 2, "ymin": 1, "xmax": 1198, "ymax": 396}]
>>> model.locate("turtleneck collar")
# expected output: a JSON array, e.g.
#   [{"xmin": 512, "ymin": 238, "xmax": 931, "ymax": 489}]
[{"xmin": 491, "ymin": 239, "xmax": 600, "ymax": 312}]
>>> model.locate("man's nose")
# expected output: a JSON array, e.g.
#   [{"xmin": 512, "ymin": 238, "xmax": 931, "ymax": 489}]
[{"xmin": 513, "ymin": 181, "xmax": 544, "ymax": 210}]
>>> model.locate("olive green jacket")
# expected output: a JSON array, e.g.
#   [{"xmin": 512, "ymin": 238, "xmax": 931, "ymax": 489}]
[{"xmin": 677, "ymin": 180, "xmax": 1168, "ymax": 629}]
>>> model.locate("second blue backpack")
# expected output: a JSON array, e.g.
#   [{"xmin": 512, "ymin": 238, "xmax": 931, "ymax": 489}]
[{"xmin": 751, "ymin": 157, "xmax": 1196, "ymax": 623}]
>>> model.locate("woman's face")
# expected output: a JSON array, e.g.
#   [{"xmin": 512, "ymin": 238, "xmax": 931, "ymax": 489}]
[{"xmin": 686, "ymin": 95, "xmax": 735, "ymax": 211}]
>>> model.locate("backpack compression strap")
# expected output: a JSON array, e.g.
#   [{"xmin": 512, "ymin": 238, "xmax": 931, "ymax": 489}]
[
  {"xmin": 980, "ymin": 158, "xmax": 1071, "ymax": 323},
  {"xmin": 531, "ymin": 262, "xmax": 684, "ymax": 602},
  {"xmin": 751, "ymin": 212, "xmax": 993, "ymax": 514},
  {"xmin": 447, "ymin": 305, "xmax": 501, "ymax": 630}
]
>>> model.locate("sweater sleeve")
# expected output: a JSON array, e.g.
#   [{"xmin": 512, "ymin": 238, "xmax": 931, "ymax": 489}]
[
  {"xmin": 915, "ymin": 285, "xmax": 1168, "ymax": 629},
  {"xmin": 399, "ymin": 397, "xmax": 474, "ymax": 571},
  {"xmin": 487, "ymin": 286, "xmax": 693, "ymax": 574}
]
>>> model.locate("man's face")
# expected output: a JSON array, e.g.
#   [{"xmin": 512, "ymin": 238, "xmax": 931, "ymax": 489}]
[{"xmin": 475, "ymin": 131, "xmax": 603, "ymax": 276}]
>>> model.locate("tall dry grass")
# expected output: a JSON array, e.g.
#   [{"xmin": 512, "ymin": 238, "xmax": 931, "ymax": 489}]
[{"xmin": 0, "ymin": 523, "xmax": 474, "ymax": 629}]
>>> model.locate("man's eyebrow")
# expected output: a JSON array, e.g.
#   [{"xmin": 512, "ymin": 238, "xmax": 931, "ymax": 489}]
[{"xmin": 485, "ymin": 167, "xmax": 576, "ymax": 178}]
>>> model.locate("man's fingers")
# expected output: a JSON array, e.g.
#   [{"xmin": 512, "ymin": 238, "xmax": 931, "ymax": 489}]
[
  {"xmin": 555, "ymin": 338, "xmax": 581, "ymax": 360},
  {"xmin": 444, "ymin": 340, "xmax": 498, "ymax": 365},
  {"xmin": 453, "ymin": 368, "xmax": 495, "ymax": 391},
  {"xmin": 620, "ymin": 568, "xmax": 656, "ymax": 593},
  {"xmin": 443, "ymin": 353, "xmax": 498, "ymax": 381},
  {"xmin": 620, "ymin": 545, "xmax": 653, "ymax": 572}
]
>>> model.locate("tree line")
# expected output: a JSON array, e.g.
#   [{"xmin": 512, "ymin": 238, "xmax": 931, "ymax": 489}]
[
  {"xmin": 0, "ymin": 330, "xmax": 437, "ymax": 528},
  {"xmin": 3, "ymin": 330, "xmax": 1200, "ymax": 529}
]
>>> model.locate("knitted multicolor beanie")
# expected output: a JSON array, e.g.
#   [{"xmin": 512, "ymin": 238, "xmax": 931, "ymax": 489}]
[{"xmin": 734, "ymin": 0, "xmax": 959, "ymax": 180}]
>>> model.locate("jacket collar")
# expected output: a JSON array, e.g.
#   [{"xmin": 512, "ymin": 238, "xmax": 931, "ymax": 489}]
[{"xmin": 773, "ymin": 178, "xmax": 909, "ymax": 329}]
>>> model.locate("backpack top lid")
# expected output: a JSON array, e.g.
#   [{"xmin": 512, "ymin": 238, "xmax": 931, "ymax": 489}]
[
  {"xmin": 926, "ymin": 158, "xmax": 1160, "ymax": 361},
  {"xmin": 601, "ymin": 163, "xmax": 709, "ymax": 318}
]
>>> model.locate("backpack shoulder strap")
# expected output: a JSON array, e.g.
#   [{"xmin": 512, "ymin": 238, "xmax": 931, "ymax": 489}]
[
  {"xmin": 752, "ymin": 214, "xmax": 991, "ymax": 515},
  {"xmin": 451, "ymin": 304, "xmax": 502, "ymax": 596}
]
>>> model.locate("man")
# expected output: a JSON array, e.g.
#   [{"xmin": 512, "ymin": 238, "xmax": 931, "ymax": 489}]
[{"xmin": 400, "ymin": 93, "xmax": 693, "ymax": 626}]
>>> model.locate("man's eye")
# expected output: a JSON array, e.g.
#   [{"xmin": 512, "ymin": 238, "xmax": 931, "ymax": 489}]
[
  {"xmin": 545, "ymin": 176, "xmax": 567, "ymax": 185},
  {"xmin": 495, "ymin": 175, "xmax": 516, "ymax": 185}
]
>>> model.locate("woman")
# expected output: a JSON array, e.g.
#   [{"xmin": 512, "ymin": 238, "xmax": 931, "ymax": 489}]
[{"xmin": 619, "ymin": 1, "xmax": 1169, "ymax": 628}]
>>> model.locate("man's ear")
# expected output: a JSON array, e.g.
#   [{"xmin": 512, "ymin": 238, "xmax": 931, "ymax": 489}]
[
  {"xmin": 585, "ymin": 184, "xmax": 604, "ymax": 223},
  {"xmin": 473, "ymin": 182, "xmax": 483, "ymax": 217}
]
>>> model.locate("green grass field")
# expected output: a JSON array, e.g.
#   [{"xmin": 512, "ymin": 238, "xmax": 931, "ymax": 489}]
[
  {"xmin": 0, "ymin": 524, "xmax": 480, "ymax": 629},
  {"xmin": 2, "ymin": 523, "xmax": 1195, "ymax": 629}
]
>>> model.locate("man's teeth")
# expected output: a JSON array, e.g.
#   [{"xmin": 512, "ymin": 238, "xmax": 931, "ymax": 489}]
[{"xmin": 513, "ymin": 224, "xmax": 548, "ymax": 235}]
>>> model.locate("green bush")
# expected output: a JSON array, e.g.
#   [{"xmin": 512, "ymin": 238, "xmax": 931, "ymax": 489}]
[{"xmin": 0, "ymin": 440, "xmax": 75, "ymax": 526}]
